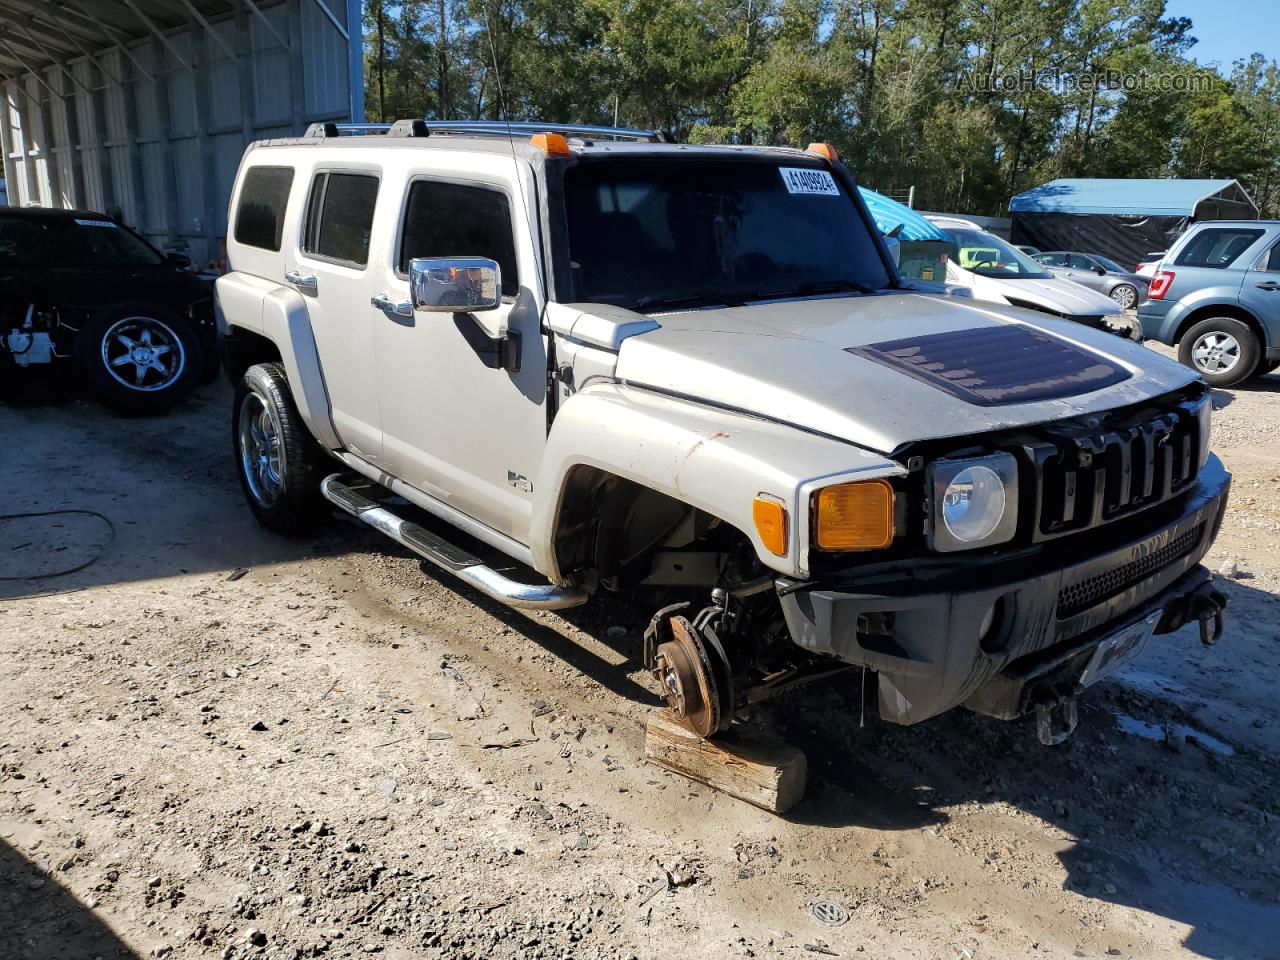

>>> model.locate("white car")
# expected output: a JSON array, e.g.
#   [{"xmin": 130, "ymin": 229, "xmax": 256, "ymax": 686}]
[
  {"xmin": 1135, "ymin": 252, "xmax": 1164, "ymax": 277},
  {"xmin": 926, "ymin": 216, "xmax": 1137, "ymax": 339}
]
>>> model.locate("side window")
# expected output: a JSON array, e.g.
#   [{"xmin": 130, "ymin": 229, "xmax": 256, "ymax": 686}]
[
  {"xmin": 1067, "ymin": 254, "xmax": 1094, "ymax": 270},
  {"xmin": 1037, "ymin": 253, "xmax": 1064, "ymax": 266},
  {"xmin": 234, "ymin": 166, "xmax": 294, "ymax": 251},
  {"xmin": 1174, "ymin": 228, "xmax": 1265, "ymax": 269},
  {"xmin": 303, "ymin": 172, "xmax": 380, "ymax": 268},
  {"xmin": 399, "ymin": 180, "xmax": 519, "ymax": 297}
]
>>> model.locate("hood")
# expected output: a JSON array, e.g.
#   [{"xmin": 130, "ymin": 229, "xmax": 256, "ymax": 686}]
[
  {"xmin": 613, "ymin": 293, "xmax": 1197, "ymax": 454},
  {"xmin": 971, "ymin": 271, "xmax": 1123, "ymax": 317}
]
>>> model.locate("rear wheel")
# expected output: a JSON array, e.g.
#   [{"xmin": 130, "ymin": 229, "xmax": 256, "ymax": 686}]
[
  {"xmin": 1110, "ymin": 283, "xmax": 1138, "ymax": 310},
  {"xmin": 1178, "ymin": 317, "xmax": 1260, "ymax": 388},
  {"xmin": 233, "ymin": 362, "xmax": 327, "ymax": 534},
  {"xmin": 79, "ymin": 303, "xmax": 203, "ymax": 414}
]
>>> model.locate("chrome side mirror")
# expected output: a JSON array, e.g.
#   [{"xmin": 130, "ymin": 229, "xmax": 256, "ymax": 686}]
[{"xmin": 409, "ymin": 257, "xmax": 501, "ymax": 313}]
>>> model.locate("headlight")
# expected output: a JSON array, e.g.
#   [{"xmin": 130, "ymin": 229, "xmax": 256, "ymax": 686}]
[{"xmin": 930, "ymin": 453, "xmax": 1018, "ymax": 552}]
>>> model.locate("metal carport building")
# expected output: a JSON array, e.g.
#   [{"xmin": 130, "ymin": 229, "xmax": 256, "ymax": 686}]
[
  {"xmin": 0, "ymin": 0, "xmax": 363, "ymax": 267},
  {"xmin": 1009, "ymin": 178, "xmax": 1259, "ymax": 269}
]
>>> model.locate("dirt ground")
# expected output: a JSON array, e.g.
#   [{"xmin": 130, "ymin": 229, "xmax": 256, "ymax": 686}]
[{"xmin": 2, "ymin": 349, "xmax": 1279, "ymax": 960}]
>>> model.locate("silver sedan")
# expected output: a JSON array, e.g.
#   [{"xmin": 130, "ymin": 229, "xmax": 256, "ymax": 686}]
[{"xmin": 1033, "ymin": 252, "xmax": 1152, "ymax": 310}]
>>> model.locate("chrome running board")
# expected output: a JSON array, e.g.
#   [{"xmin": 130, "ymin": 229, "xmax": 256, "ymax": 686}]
[{"xmin": 320, "ymin": 473, "xmax": 588, "ymax": 611}]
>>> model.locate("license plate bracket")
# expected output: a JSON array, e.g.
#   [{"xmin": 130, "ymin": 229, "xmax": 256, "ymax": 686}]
[{"xmin": 1079, "ymin": 611, "xmax": 1160, "ymax": 687}]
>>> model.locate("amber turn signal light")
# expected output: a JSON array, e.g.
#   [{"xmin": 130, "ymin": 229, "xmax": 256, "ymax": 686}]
[
  {"xmin": 814, "ymin": 479, "xmax": 893, "ymax": 550},
  {"xmin": 752, "ymin": 496, "xmax": 789, "ymax": 557},
  {"xmin": 531, "ymin": 132, "xmax": 571, "ymax": 156}
]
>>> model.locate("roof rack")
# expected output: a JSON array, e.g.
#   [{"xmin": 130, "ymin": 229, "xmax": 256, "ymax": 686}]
[
  {"xmin": 421, "ymin": 120, "xmax": 669, "ymax": 142},
  {"xmin": 301, "ymin": 119, "xmax": 673, "ymax": 143},
  {"xmin": 304, "ymin": 122, "xmax": 393, "ymax": 138}
]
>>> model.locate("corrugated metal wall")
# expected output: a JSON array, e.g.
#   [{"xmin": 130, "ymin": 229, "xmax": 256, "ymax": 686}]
[{"xmin": 0, "ymin": 0, "xmax": 363, "ymax": 266}]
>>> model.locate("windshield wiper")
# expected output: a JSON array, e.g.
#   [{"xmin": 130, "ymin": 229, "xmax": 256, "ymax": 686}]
[
  {"xmin": 630, "ymin": 291, "xmax": 745, "ymax": 313},
  {"xmin": 749, "ymin": 279, "xmax": 875, "ymax": 300}
]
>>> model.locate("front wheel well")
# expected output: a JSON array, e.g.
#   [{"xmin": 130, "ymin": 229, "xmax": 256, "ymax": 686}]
[
  {"xmin": 1174, "ymin": 304, "xmax": 1267, "ymax": 351},
  {"xmin": 551, "ymin": 466, "xmax": 762, "ymax": 590}
]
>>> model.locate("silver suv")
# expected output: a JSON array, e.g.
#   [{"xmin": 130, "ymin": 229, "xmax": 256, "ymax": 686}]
[
  {"xmin": 215, "ymin": 121, "xmax": 1230, "ymax": 746},
  {"xmin": 1139, "ymin": 220, "xmax": 1280, "ymax": 386}
]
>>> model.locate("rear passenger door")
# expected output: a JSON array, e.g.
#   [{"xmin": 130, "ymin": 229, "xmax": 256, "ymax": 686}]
[
  {"xmin": 373, "ymin": 158, "xmax": 549, "ymax": 545},
  {"xmin": 1238, "ymin": 230, "xmax": 1280, "ymax": 344},
  {"xmin": 287, "ymin": 167, "xmax": 385, "ymax": 463}
]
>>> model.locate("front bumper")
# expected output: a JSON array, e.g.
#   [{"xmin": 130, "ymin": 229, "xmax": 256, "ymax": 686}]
[{"xmin": 778, "ymin": 456, "xmax": 1230, "ymax": 725}]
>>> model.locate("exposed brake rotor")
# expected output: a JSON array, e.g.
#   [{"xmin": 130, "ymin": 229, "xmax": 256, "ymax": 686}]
[{"xmin": 654, "ymin": 615, "xmax": 722, "ymax": 737}]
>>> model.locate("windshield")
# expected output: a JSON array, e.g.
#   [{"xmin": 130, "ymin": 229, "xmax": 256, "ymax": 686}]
[
  {"xmin": 1092, "ymin": 254, "xmax": 1126, "ymax": 273},
  {"xmin": 0, "ymin": 215, "xmax": 163, "ymax": 268},
  {"xmin": 562, "ymin": 159, "xmax": 892, "ymax": 311},
  {"xmin": 943, "ymin": 227, "xmax": 1051, "ymax": 279}
]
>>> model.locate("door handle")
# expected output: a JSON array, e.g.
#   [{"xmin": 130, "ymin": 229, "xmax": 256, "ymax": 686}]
[
  {"xmin": 285, "ymin": 271, "xmax": 318, "ymax": 293},
  {"xmin": 1256, "ymin": 281, "xmax": 1280, "ymax": 291},
  {"xmin": 371, "ymin": 294, "xmax": 413, "ymax": 317}
]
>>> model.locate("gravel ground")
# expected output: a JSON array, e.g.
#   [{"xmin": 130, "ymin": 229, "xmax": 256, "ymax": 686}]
[{"xmin": 2, "ymin": 349, "xmax": 1279, "ymax": 960}]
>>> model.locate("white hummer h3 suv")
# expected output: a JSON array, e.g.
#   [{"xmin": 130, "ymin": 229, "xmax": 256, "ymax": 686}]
[{"xmin": 216, "ymin": 120, "xmax": 1229, "ymax": 745}]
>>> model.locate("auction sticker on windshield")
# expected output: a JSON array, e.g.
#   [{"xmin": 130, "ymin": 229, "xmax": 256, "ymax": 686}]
[
  {"xmin": 74, "ymin": 219, "xmax": 119, "ymax": 228},
  {"xmin": 779, "ymin": 167, "xmax": 840, "ymax": 196}
]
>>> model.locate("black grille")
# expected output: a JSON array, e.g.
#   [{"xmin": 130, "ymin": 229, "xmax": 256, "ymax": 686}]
[
  {"xmin": 1057, "ymin": 523, "xmax": 1203, "ymax": 619},
  {"xmin": 1027, "ymin": 394, "xmax": 1205, "ymax": 539}
]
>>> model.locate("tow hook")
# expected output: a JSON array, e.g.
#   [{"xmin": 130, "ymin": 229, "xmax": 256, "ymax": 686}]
[
  {"xmin": 1189, "ymin": 584, "xmax": 1228, "ymax": 646},
  {"xmin": 1032, "ymin": 682, "xmax": 1080, "ymax": 746}
]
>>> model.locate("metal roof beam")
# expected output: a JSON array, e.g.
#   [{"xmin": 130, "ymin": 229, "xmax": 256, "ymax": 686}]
[
  {"xmin": 310, "ymin": 0, "xmax": 348, "ymax": 40},
  {"xmin": 55, "ymin": 4, "xmax": 156, "ymax": 82},
  {"xmin": 0, "ymin": 10, "xmax": 85, "ymax": 58},
  {"xmin": 242, "ymin": 0, "xmax": 291, "ymax": 51},
  {"xmin": 0, "ymin": 18, "xmax": 95, "ymax": 94},
  {"xmin": 50, "ymin": 0, "xmax": 146, "ymax": 35},
  {"xmin": 177, "ymin": 0, "xmax": 239, "ymax": 62},
  {"xmin": 0, "ymin": 37, "xmax": 64, "ymax": 99},
  {"xmin": 117, "ymin": 0, "xmax": 194, "ymax": 71}
]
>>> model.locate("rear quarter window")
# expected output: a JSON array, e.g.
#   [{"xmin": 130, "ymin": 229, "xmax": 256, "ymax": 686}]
[
  {"xmin": 234, "ymin": 166, "xmax": 294, "ymax": 252},
  {"xmin": 1174, "ymin": 228, "xmax": 1265, "ymax": 269}
]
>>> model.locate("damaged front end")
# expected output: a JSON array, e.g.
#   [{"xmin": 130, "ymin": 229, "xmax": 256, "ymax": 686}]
[
  {"xmin": 3, "ymin": 303, "xmax": 67, "ymax": 367},
  {"xmin": 773, "ymin": 382, "xmax": 1230, "ymax": 744}
]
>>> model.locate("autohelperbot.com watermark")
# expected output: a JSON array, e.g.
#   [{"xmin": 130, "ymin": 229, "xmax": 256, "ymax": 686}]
[{"xmin": 956, "ymin": 68, "xmax": 1215, "ymax": 95}]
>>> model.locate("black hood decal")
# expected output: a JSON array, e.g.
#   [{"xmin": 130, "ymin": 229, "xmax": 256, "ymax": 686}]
[{"xmin": 847, "ymin": 325, "xmax": 1130, "ymax": 406}]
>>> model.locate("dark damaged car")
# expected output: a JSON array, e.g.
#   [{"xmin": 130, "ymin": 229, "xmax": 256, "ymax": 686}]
[{"xmin": 0, "ymin": 207, "xmax": 216, "ymax": 413}]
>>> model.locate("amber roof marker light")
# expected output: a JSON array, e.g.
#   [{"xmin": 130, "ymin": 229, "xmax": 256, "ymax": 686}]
[
  {"xmin": 806, "ymin": 142, "xmax": 839, "ymax": 162},
  {"xmin": 530, "ymin": 132, "xmax": 571, "ymax": 156}
]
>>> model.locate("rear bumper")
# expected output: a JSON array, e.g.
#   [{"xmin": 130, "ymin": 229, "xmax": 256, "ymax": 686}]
[{"xmin": 778, "ymin": 457, "xmax": 1230, "ymax": 725}]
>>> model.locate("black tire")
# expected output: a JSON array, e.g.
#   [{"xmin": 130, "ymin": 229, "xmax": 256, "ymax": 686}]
[
  {"xmin": 78, "ymin": 302, "xmax": 204, "ymax": 414},
  {"xmin": 232, "ymin": 362, "xmax": 328, "ymax": 534},
  {"xmin": 1253, "ymin": 358, "xmax": 1280, "ymax": 378},
  {"xmin": 1178, "ymin": 317, "xmax": 1260, "ymax": 388},
  {"xmin": 1109, "ymin": 283, "xmax": 1138, "ymax": 311}
]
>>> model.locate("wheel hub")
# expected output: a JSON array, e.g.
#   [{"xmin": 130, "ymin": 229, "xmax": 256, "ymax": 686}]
[
  {"xmin": 654, "ymin": 615, "xmax": 722, "ymax": 737},
  {"xmin": 102, "ymin": 316, "xmax": 185, "ymax": 391}
]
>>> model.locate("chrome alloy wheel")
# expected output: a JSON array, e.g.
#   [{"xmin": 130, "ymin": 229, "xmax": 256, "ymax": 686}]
[
  {"xmin": 1110, "ymin": 284, "xmax": 1137, "ymax": 310},
  {"xmin": 1191, "ymin": 331, "xmax": 1241, "ymax": 375},
  {"xmin": 101, "ymin": 316, "xmax": 186, "ymax": 391},
  {"xmin": 238, "ymin": 391, "xmax": 285, "ymax": 508}
]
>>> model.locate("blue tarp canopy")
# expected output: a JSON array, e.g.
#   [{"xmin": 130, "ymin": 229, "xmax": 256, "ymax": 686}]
[
  {"xmin": 1009, "ymin": 178, "xmax": 1257, "ymax": 218},
  {"xmin": 858, "ymin": 187, "xmax": 948, "ymax": 242}
]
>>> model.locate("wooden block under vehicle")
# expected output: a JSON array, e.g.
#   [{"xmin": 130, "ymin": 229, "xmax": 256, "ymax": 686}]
[{"xmin": 644, "ymin": 709, "xmax": 807, "ymax": 814}]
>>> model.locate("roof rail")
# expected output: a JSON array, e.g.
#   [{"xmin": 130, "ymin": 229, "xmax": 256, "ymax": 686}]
[
  {"xmin": 420, "ymin": 120, "xmax": 670, "ymax": 143},
  {"xmin": 304, "ymin": 122, "xmax": 393, "ymax": 138}
]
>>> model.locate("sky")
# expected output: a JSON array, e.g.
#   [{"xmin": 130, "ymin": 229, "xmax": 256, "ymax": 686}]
[{"xmin": 1164, "ymin": 0, "xmax": 1280, "ymax": 69}]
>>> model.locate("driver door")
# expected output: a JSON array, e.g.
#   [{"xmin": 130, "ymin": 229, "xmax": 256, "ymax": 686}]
[{"xmin": 372, "ymin": 157, "xmax": 549, "ymax": 545}]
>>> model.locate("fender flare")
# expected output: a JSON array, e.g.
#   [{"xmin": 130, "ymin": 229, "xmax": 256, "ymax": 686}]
[
  {"xmin": 530, "ymin": 382, "xmax": 905, "ymax": 582},
  {"xmin": 259, "ymin": 286, "xmax": 342, "ymax": 450}
]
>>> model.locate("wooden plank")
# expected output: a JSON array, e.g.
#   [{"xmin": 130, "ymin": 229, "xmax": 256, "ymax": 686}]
[{"xmin": 644, "ymin": 709, "xmax": 807, "ymax": 814}]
